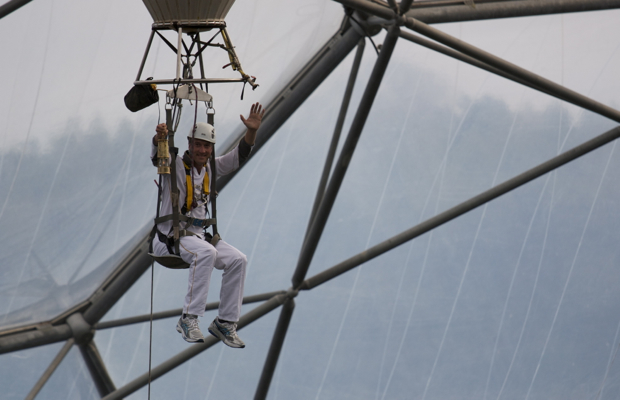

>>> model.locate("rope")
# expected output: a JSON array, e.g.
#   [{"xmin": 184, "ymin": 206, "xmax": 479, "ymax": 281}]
[
  {"xmin": 157, "ymin": 96, "xmax": 161, "ymax": 125},
  {"xmin": 169, "ymin": 79, "xmax": 183, "ymax": 133},
  {"xmin": 146, "ymin": 82, "xmax": 185, "ymax": 397},
  {"xmin": 346, "ymin": 11, "xmax": 379, "ymax": 56},
  {"xmin": 148, "ymin": 259, "xmax": 155, "ymax": 400},
  {"xmin": 189, "ymin": 84, "xmax": 200, "ymax": 211}
]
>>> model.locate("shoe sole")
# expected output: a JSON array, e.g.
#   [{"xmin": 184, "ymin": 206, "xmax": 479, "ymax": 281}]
[
  {"xmin": 177, "ymin": 323, "xmax": 204, "ymax": 343},
  {"xmin": 208, "ymin": 327, "xmax": 245, "ymax": 348}
]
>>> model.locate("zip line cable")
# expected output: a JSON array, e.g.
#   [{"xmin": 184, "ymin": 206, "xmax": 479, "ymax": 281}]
[{"xmin": 148, "ymin": 260, "xmax": 155, "ymax": 400}]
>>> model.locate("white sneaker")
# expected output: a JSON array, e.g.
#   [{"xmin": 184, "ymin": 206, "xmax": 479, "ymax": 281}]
[
  {"xmin": 176, "ymin": 315, "xmax": 205, "ymax": 343},
  {"xmin": 208, "ymin": 317, "xmax": 245, "ymax": 348}
]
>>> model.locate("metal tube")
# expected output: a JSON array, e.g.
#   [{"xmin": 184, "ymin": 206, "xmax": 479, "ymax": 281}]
[
  {"xmin": 402, "ymin": 16, "xmax": 620, "ymax": 123},
  {"xmin": 1, "ymin": 227, "xmax": 152, "ymax": 353},
  {"xmin": 135, "ymin": 30, "xmax": 156, "ymax": 82},
  {"xmin": 176, "ymin": 27, "xmax": 183, "ymax": 81},
  {"xmin": 397, "ymin": 30, "xmax": 571, "ymax": 103},
  {"xmin": 406, "ymin": 0, "xmax": 620, "ymax": 24},
  {"xmin": 336, "ymin": 0, "xmax": 620, "ymax": 123},
  {"xmin": 335, "ymin": 0, "xmax": 620, "ymax": 24},
  {"xmin": 387, "ymin": 0, "xmax": 399, "ymax": 13},
  {"xmin": 94, "ymin": 290, "xmax": 286, "ymax": 330},
  {"xmin": 254, "ymin": 298, "xmax": 296, "ymax": 400},
  {"xmin": 0, "ymin": 324, "xmax": 72, "ymax": 354},
  {"xmin": 197, "ymin": 32, "xmax": 207, "ymax": 81},
  {"xmin": 166, "ymin": 106, "xmax": 183, "ymax": 253},
  {"xmin": 304, "ymin": 38, "xmax": 366, "ymax": 241},
  {"xmin": 407, "ymin": 0, "xmax": 518, "ymax": 8},
  {"xmin": 0, "ymin": 0, "xmax": 32, "ymax": 19},
  {"xmin": 399, "ymin": 0, "xmax": 415, "ymax": 14},
  {"xmin": 25, "ymin": 339, "xmax": 75, "ymax": 400},
  {"xmin": 334, "ymin": 0, "xmax": 419, "ymax": 22},
  {"xmin": 79, "ymin": 340, "xmax": 116, "ymax": 397},
  {"xmin": 134, "ymin": 78, "xmax": 263, "ymax": 85},
  {"xmin": 101, "ymin": 294, "xmax": 288, "ymax": 400},
  {"xmin": 291, "ymin": 24, "xmax": 401, "ymax": 289},
  {"xmin": 301, "ymin": 125, "xmax": 620, "ymax": 290}
]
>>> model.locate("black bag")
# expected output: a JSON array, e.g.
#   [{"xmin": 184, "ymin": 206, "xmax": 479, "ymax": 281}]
[{"xmin": 124, "ymin": 78, "xmax": 159, "ymax": 112}]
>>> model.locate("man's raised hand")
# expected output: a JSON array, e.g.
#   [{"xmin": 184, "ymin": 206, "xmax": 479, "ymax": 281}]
[{"xmin": 240, "ymin": 102, "xmax": 265, "ymax": 132}]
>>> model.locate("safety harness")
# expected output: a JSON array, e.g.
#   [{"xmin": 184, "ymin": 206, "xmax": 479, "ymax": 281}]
[
  {"xmin": 148, "ymin": 92, "xmax": 220, "ymax": 269},
  {"xmin": 153, "ymin": 156, "xmax": 217, "ymax": 240},
  {"xmin": 181, "ymin": 158, "xmax": 208, "ymax": 214}
]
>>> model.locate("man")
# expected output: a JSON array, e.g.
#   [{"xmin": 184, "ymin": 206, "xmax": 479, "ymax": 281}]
[{"xmin": 151, "ymin": 102, "xmax": 265, "ymax": 347}]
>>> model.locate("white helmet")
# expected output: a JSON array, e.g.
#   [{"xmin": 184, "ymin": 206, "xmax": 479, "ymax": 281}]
[{"xmin": 188, "ymin": 122, "xmax": 216, "ymax": 144}]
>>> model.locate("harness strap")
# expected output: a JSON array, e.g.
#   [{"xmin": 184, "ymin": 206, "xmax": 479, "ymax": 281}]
[
  {"xmin": 154, "ymin": 214, "xmax": 216, "ymax": 228},
  {"xmin": 208, "ymin": 115, "xmax": 220, "ymax": 243},
  {"xmin": 182, "ymin": 159, "xmax": 209, "ymax": 215},
  {"xmin": 165, "ymin": 107, "xmax": 182, "ymax": 255},
  {"xmin": 155, "ymin": 227, "xmax": 204, "ymax": 255},
  {"xmin": 148, "ymin": 173, "xmax": 165, "ymax": 255},
  {"xmin": 156, "ymin": 229, "xmax": 175, "ymax": 255}
]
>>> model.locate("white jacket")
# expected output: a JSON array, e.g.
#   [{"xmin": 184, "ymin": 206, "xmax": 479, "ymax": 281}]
[{"xmin": 151, "ymin": 143, "xmax": 242, "ymax": 238}]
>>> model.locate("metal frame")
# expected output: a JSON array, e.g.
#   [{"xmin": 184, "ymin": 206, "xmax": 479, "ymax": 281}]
[
  {"xmin": 0, "ymin": 0, "xmax": 33, "ymax": 19},
  {"xmin": 304, "ymin": 38, "xmax": 366, "ymax": 241},
  {"xmin": 292, "ymin": 23, "xmax": 402, "ymax": 289},
  {"xmin": 3, "ymin": 1, "xmax": 620, "ymax": 398},
  {"xmin": 134, "ymin": 24, "xmax": 258, "ymax": 89},
  {"xmin": 405, "ymin": 0, "xmax": 620, "ymax": 24},
  {"xmin": 25, "ymin": 339, "xmax": 74, "ymax": 400},
  {"xmin": 299, "ymin": 125, "xmax": 620, "ymax": 290},
  {"xmin": 254, "ymin": 298, "xmax": 295, "ymax": 399}
]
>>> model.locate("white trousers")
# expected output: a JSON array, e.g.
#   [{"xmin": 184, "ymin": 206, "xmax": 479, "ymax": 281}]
[{"xmin": 153, "ymin": 235, "xmax": 247, "ymax": 321}]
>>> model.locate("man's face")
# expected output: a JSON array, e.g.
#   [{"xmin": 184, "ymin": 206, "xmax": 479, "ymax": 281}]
[{"xmin": 189, "ymin": 138, "xmax": 213, "ymax": 166}]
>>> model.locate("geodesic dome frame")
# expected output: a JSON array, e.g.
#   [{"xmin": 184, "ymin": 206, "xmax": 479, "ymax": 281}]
[{"xmin": 2, "ymin": 1, "xmax": 620, "ymax": 399}]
